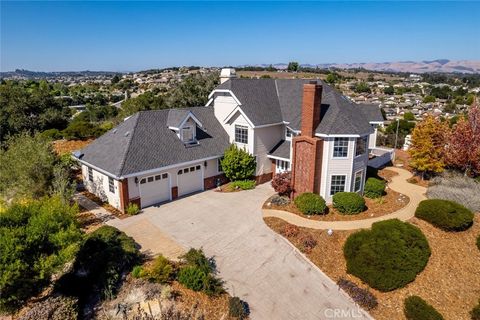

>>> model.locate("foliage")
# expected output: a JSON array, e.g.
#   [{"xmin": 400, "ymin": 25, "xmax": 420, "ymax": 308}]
[
  {"xmin": 229, "ymin": 296, "xmax": 250, "ymax": 320},
  {"xmin": 337, "ymin": 278, "xmax": 378, "ymax": 310},
  {"xmin": 126, "ymin": 203, "xmax": 140, "ymax": 215},
  {"xmin": 415, "ymin": 199, "xmax": 474, "ymax": 231},
  {"xmin": 231, "ymin": 180, "xmax": 256, "ymax": 190},
  {"xmin": 119, "ymin": 91, "xmax": 167, "ymax": 118},
  {"xmin": 0, "ymin": 80, "xmax": 70, "ymax": 142},
  {"xmin": 404, "ymin": 296, "xmax": 444, "ymax": 320},
  {"xmin": 0, "ymin": 133, "xmax": 56, "ymax": 200},
  {"xmin": 326, "ymin": 72, "xmax": 341, "ymax": 84},
  {"xmin": 40, "ymin": 128, "xmax": 62, "ymax": 140},
  {"xmin": 0, "ymin": 197, "xmax": 82, "ymax": 313},
  {"xmin": 383, "ymin": 86, "xmax": 395, "ymax": 95},
  {"xmin": 299, "ymin": 233, "xmax": 317, "ymax": 253},
  {"xmin": 364, "ymin": 177, "xmax": 386, "ymax": 198},
  {"xmin": 142, "ymin": 255, "xmax": 173, "ymax": 283},
  {"xmin": 445, "ymin": 106, "xmax": 480, "ymax": 176},
  {"xmin": 471, "ymin": 300, "xmax": 480, "ymax": 320},
  {"xmin": 427, "ymin": 171, "xmax": 480, "ymax": 212},
  {"xmin": 294, "ymin": 192, "xmax": 327, "ymax": 215},
  {"xmin": 281, "ymin": 224, "xmax": 300, "ymax": 238},
  {"xmin": 409, "ymin": 116, "xmax": 450, "ymax": 176},
  {"xmin": 354, "ymin": 82, "xmax": 371, "ymax": 94},
  {"xmin": 61, "ymin": 120, "xmax": 105, "ymax": 140},
  {"xmin": 221, "ymin": 144, "xmax": 256, "ymax": 181},
  {"xmin": 18, "ymin": 295, "xmax": 79, "ymax": 320},
  {"xmin": 51, "ymin": 164, "xmax": 76, "ymax": 204},
  {"xmin": 131, "ymin": 265, "xmax": 144, "ymax": 278},
  {"xmin": 404, "ymin": 112, "xmax": 415, "ymax": 121},
  {"xmin": 287, "ymin": 62, "xmax": 299, "ymax": 72},
  {"xmin": 166, "ymin": 72, "xmax": 219, "ymax": 108},
  {"xmin": 423, "ymin": 95, "xmax": 436, "ymax": 103},
  {"xmin": 178, "ymin": 248, "xmax": 224, "ymax": 296},
  {"xmin": 332, "ymin": 192, "xmax": 365, "ymax": 214},
  {"xmin": 56, "ymin": 226, "xmax": 140, "ymax": 303},
  {"xmin": 343, "ymin": 219, "xmax": 431, "ymax": 292},
  {"xmin": 271, "ymin": 172, "xmax": 292, "ymax": 196}
]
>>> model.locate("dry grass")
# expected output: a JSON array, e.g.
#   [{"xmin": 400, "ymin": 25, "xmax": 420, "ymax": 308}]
[
  {"xmin": 427, "ymin": 171, "xmax": 480, "ymax": 212},
  {"xmin": 52, "ymin": 139, "xmax": 93, "ymax": 155},
  {"xmin": 264, "ymin": 216, "xmax": 480, "ymax": 320}
]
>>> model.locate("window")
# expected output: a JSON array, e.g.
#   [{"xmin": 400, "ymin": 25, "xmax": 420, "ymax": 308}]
[
  {"xmin": 155, "ymin": 175, "xmax": 161, "ymax": 181},
  {"xmin": 354, "ymin": 171, "xmax": 363, "ymax": 192},
  {"xmin": 190, "ymin": 166, "xmax": 195, "ymax": 172},
  {"xmin": 147, "ymin": 176, "xmax": 154, "ymax": 182},
  {"xmin": 235, "ymin": 125, "xmax": 248, "ymax": 144},
  {"xmin": 162, "ymin": 173, "xmax": 168, "ymax": 179},
  {"xmin": 177, "ymin": 170, "xmax": 183, "ymax": 175},
  {"xmin": 217, "ymin": 157, "xmax": 224, "ymax": 173},
  {"xmin": 140, "ymin": 178, "xmax": 146, "ymax": 184},
  {"xmin": 88, "ymin": 167, "xmax": 93, "ymax": 182},
  {"xmin": 109, "ymin": 177, "xmax": 114, "ymax": 193},
  {"xmin": 333, "ymin": 138, "xmax": 349, "ymax": 158},
  {"xmin": 183, "ymin": 168, "xmax": 189, "ymax": 173},
  {"xmin": 330, "ymin": 175, "xmax": 346, "ymax": 195},
  {"xmin": 182, "ymin": 126, "xmax": 194, "ymax": 142},
  {"xmin": 355, "ymin": 136, "xmax": 367, "ymax": 157},
  {"xmin": 276, "ymin": 159, "xmax": 290, "ymax": 173},
  {"xmin": 195, "ymin": 165, "xmax": 201, "ymax": 170}
]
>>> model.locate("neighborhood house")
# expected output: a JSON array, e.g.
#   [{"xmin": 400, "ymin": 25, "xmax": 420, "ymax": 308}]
[{"xmin": 74, "ymin": 69, "xmax": 388, "ymax": 212}]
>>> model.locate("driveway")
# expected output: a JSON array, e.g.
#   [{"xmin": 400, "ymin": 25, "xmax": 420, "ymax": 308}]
[{"xmin": 108, "ymin": 184, "xmax": 371, "ymax": 320}]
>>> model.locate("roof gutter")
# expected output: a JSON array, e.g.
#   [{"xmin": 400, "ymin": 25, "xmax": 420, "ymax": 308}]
[{"xmin": 72, "ymin": 156, "xmax": 122, "ymax": 180}]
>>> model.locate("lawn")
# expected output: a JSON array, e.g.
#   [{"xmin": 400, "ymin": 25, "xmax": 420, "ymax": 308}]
[{"xmin": 264, "ymin": 215, "xmax": 480, "ymax": 320}]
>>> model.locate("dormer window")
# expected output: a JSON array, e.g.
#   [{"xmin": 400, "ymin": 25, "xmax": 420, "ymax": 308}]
[{"xmin": 182, "ymin": 126, "xmax": 194, "ymax": 142}]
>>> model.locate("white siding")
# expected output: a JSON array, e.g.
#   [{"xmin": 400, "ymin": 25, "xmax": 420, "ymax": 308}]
[
  {"xmin": 82, "ymin": 165, "xmax": 121, "ymax": 209},
  {"xmin": 213, "ymin": 94, "xmax": 238, "ymax": 132},
  {"xmin": 368, "ymin": 125, "xmax": 378, "ymax": 149},
  {"xmin": 227, "ymin": 111, "xmax": 254, "ymax": 154},
  {"xmin": 254, "ymin": 124, "xmax": 284, "ymax": 175}
]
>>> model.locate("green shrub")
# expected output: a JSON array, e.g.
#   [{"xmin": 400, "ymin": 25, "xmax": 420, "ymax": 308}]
[
  {"xmin": 415, "ymin": 199, "xmax": 474, "ymax": 231},
  {"xmin": 221, "ymin": 144, "xmax": 256, "ymax": 181},
  {"xmin": 0, "ymin": 197, "xmax": 82, "ymax": 313},
  {"xmin": 178, "ymin": 266, "xmax": 208, "ymax": 292},
  {"xmin": 229, "ymin": 296, "xmax": 249, "ymax": 319},
  {"xmin": 144, "ymin": 255, "xmax": 173, "ymax": 283},
  {"xmin": 404, "ymin": 296, "xmax": 444, "ymax": 320},
  {"xmin": 131, "ymin": 265, "xmax": 144, "ymax": 278},
  {"xmin": 364, "ymin": 178, "xmax": 386, "ymax": 198},
  {"xmin": 40, "ymin": 128, "xmax": 62, "ymax": 140},
  {"xmin": 61, "ymin": 120, "xmax": 105, "ymax": 140},
  {"xmin": 344, "ymin": 219, "xmax": 430, "ymax": 292},
  {"xmin": 231, "ymin": 180, "xmax": 256, "ymax": 190},
  {"xmin": 294, "ymin": 192, "xmax": 327, "ymax": 215},
  {"xmin": 178, "ymin": 248, "xmax": 224, "ymax": 296},
  {"xmin": 56, "ymin": 226, "xmax": 140, "ymax": 302},
  {"xmin": 126, "ymin": 203, "xmax": 140, "ymax": 215},
  {"xmin": 332, "ymin": 192, "xmax": 366, "ymax": 214},
  {"xmin": 471, "ymin": 300, "xmax": 480, "ymax": 320}
]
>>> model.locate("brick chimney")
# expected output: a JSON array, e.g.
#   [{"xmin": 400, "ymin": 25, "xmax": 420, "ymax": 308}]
[
  {"xmin": 291, "ymin": 81, "xmax": 324, "ymax": 198},
  {"xmin": 301, "ymin": 80, "xmax": 323, "ymax": 137}
]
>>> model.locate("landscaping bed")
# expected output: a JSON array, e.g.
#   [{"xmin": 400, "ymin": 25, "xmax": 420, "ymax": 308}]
[
  {"xmin": 79, "ymin": 190, "xmax": 128, "ymax": 218},
  {"xmin": 52, "ymin": 138, "xmax": 93, "ymax": 155},
  {"xmin": 264, "ymin": 215, "xmax": 480, "ymax": 320}
]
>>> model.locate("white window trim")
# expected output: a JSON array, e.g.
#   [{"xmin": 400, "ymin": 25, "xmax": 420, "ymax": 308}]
[
  {"xmin": 275, "ymin": 159, "xmax": 291, "ymax": 173},
  {"xmin": 332, "ymin": 137, "xmax": 349, "ymax": 159},
  {"xmin": 329, "ymin": 174, "xmax": 347, "ymax": 196},
  {"xmin": 354, "ymin": 136, "xmax": 368, "ymax": 158},
  {"xmin": 217, "ymin": 157, "xmax": 224, "ymax": 173},
  {"xmin": 234, "ymin": 124, "xmax": 249, "ymax": 144},
  {"xmin": 108, "ymin": 177, "xmax": 115, "ymax": 193},
  {"xmin": 353, "ymin": 170, "xmax": 363, "ymax": 192}
]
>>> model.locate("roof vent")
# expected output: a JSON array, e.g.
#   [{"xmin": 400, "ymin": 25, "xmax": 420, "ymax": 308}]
[
  {"xmin": 73, "ymin": 151, "xmax": 83, "ymax": 159},
  {"xmin": 124, "ymin": 131, "xmax": 130, "ymax": 137}
]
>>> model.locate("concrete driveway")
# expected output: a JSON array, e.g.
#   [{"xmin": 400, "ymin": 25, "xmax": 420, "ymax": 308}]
[{"xmin": 108, "ymin": 184, "xmax": 371, "ymax": 320}]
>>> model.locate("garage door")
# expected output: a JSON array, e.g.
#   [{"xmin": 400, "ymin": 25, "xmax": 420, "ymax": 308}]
[
  {"xmin": 177, "ymin": 164, "xmax": 203, "ymax": 197},
  {"xmin": 139, "ymin": 173, "xmax": 170, "ymax": 208}
]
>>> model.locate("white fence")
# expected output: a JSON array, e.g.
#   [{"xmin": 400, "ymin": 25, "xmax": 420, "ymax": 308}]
[{"xmin": 368, "ymin": 147, "xmax": 395, "ymax": 168}]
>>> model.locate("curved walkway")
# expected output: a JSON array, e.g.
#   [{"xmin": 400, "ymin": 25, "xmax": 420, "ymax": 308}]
[{"xmin": 263, "ymin": 167, "xmax": 427, "ymax": 230}]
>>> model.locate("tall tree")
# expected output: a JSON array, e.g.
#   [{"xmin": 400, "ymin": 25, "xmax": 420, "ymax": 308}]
[
  {"xmin": 287, "ymin": 62, "xmax": 299, "ymax": 72},
  {"xmin": 408, "ymin": 115, "xmax": 450, "ymax": 177},
  {"xmin": 445, "ymin": 106, "xmax": 480, "ymax": 175}
]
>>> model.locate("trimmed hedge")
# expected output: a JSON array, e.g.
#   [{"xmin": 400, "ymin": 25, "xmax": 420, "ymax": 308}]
[
  {"xmin": 332, "ymin": 192, "xmax": 365, "ymax": 214},
  {"xmin": 415, "ymin": 199, "xmax": 474, "ymax": 231},
  {"xmin": 294, "ymin": 192, "xmax": 327, "ymax": 215},
  {"xmin": 344, "ymin": 219, "xmax": 430, "ymax": 292},
  {"xmin": 404, "ymin": 296, "xmax": 444, "ymax": 320},
  {"xmin": 364, "ymin": 178, "xmax": 386, "ymax": 198}
]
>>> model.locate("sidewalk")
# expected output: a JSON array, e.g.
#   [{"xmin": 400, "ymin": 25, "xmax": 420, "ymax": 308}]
[
  {"xmin": 263, "ymin": 167, "xmax": 427, "ymax": 230},
  {"xmin": 73, "ymin": 193, "xmax": 117, "ymax": 223}
]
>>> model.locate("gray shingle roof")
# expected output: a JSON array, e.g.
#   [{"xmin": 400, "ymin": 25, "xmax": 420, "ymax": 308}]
[
  {"xmin": 268, "ymin": 140, "xmax": 290, "ymax": 159},
  {"xmin": 166, "ymin": 109, "xmax": 190, "ymax": 128},
  {"xmin": 76, "ymin": 107, "xmax": 229, "ymax": 177},
  {"xmin": 358, "ymin": 104, "xmax": 385, "ymax": 122},
  {"xmin": 218, "ymin": 79, "xmax": 379, "ymax": 135}
]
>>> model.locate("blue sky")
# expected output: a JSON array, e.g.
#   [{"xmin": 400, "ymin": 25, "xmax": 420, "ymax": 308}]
[{"xmin": 1, "ymin": 1, "xmax": 479, "ymax": 71}]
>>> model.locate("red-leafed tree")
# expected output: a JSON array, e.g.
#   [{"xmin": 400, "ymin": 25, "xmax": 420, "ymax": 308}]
[
  {"xmin": 271, "ymin": 172, "xmax": 292, "ymax": 196},
  {"xmin": 446, "ymin": 106, "xmax": 480, "ymax": 176}
]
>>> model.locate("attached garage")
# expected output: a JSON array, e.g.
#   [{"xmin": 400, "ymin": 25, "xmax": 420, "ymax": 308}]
[
  {"xmin": 177, "ymin": 164, "xmax": 204, "ymax": 197},
  {"xmin": 139, "ymin": 173, "xmax": 170, "ymax": 208}
]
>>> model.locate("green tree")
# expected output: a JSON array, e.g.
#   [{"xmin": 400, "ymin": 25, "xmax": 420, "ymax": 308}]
[
  {"xmin": 221, "ymin": 144, "xmax": 256, "ymax": 181},
  {"xmin": 111, "ymin": 75, "xmax": 121, "ymax": 84},
  {"xmin": 326, "ymin": 72, "xmax": 340, "ymax": 84},
  {"xmin": 383, "ymin": 86, "xmax": 395, "ymax": 95},
  {"xmin": 403, "ymin": 112, "xmax": 415, "ymax": 121},
  {"xmin": 166, "ymin": 72, "xmax": 219, "ymax": 108},
  {"xmin": 119, "ymin": 91, "xmax": 167, "ymax": 118},
  {"xmin": 0, "ymin": 197, "xmax": 83, "ymax": 313},
  {"xmin": 353, "ymin": 82, "xmax": 371, "ymax": 94},
  {"xmin": 423, "ymin": 95, "xmax": 436, "ymax": 103},
  {"xmin": 287, "ymin": 62, "xmax": 299, "ymax": 72}
]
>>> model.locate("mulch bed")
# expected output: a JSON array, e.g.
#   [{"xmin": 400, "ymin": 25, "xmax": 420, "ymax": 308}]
[
  {"xmin": 264, "ymin": 215, "xmax": 480, "ymax": 320},
  {"xmin": 263, "ymin": 168, "xmax": 409, "ymax": 222},
  {"xmin": 52, "ymin": 139, "xmax": 93, "ymax": 155},
  {"xmin": 77, "ymin": 210, "xmax": 104, "ymax": 233}
]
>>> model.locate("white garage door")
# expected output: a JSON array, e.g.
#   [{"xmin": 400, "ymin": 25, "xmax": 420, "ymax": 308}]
[
  {"xmin": 139, "ymin": 173, "xmax": 170, "ymax": 208},
  {"xmin": 177, "ymin": 164, "xmax": 203, "ymax": 197}
]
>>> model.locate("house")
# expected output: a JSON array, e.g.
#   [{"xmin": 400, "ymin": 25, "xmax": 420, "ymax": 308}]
[{"xmin": 74, "ymin": 69, "xmax": 387, "ymax": 212}]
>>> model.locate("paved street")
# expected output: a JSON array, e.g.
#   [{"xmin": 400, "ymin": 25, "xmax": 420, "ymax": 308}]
[{"xmin": 108, "ymin": 184, "xmax": 371, "ymax": 320}]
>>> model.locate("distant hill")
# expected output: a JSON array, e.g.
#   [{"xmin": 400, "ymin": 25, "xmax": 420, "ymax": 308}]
[
  {"xmin": 0, "ymin": 69, "xmax": 123, "ymax": 79},
  {"xmin": 242, "ymin": 59, "xmax": 480, "ymax": 74}
]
